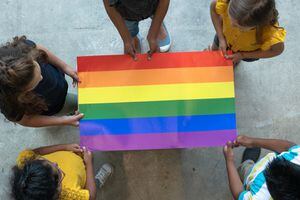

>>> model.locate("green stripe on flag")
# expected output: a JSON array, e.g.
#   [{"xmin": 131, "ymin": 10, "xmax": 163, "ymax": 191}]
[
  {"xmin": 79, "ymin": 98, "xmax": 235, "ymax": 120},
  {"xmin": 79, "ymin": 98, "xmax": 235, "ymax": 119}
]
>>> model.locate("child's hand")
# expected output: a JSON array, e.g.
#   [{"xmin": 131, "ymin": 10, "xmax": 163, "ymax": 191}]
[
  {"xmin": 65, "ymin": 144, "xmax": 83, "ymax": 153},
  {"xmin": 234, "ymin": 135, "xmax": 255, "ymax": 148},
  {"xmin": 124, "ymin": 40, "xmax": 137, "ymax": 61},
  {"xmin": 65, "ymin": 67, "xmax": 80, "ymax": 87},
  {"xmin": 147, "ymin": 37, "xmax": 159, "ymax": 60},
  {"xmin": 219, "ymin": 37, "xmax": 228, "ymax": 57},
  {"xmin": 83, "ymin": 146, "xmax": 93, "ymax": 166},
  {"xmin": 225, "ymin": 52, "xmax": 243, "ymax": 65},
  {"xmin": 223, "ymin": 141, "xmax": 235, "ymax": 162},
  {"xmin": 63, "ymin": 111, "xmax": 84, "ymax": 127}
]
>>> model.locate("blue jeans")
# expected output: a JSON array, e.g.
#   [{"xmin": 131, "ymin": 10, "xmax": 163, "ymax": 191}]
[{"xmin": 125, "ymin": 20, "xmax": 139, "ymax": 37}]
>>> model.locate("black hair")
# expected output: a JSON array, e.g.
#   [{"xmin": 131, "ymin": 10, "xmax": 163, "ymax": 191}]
[
  {"xmin": 264, "ymin": 157, "xmax": 300, "ymax": 200},
  {"xmin": 11, "ymin": 159, "xmax": 60, "ymax": 200}
]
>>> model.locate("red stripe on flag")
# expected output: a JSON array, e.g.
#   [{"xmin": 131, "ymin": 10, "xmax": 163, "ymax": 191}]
[{"xmin": 77, "ymin": 51, "xmax": 232, "ymax": 72}]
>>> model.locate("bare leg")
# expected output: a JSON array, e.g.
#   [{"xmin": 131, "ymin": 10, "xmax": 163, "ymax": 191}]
[{"xmin": 211, "ymin": 42, "xmax": 219, "ymax": 50}]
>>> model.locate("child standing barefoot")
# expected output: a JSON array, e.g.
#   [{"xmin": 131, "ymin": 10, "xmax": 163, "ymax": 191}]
[
  {"xmin": 210, "ymin": 0, "xmax": 286, "ymax": 64},
  {"xmin": 0, "ymin": 36, "xmax": 83, "ymax": 127},
  {"xmin": 11, "ymin": 144, "xmax": 113, "ymax": 200},
  {"xmin": 223, "ymin": 135, "xmax": 300, "ymax": 200},
  {"xmin": 103, "ymin": 0, "xmax": 171, "ymax": 60}
]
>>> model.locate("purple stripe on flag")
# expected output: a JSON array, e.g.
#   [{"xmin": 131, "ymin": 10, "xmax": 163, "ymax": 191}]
[{"xmin": 80, "ymin": 129, "xmax": 237, "ymax": 151}]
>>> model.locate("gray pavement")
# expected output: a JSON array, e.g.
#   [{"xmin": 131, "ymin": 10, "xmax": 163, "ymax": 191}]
[{"xmin": 0, "ymin": 0, "xmax": 300, "ymax": 200}]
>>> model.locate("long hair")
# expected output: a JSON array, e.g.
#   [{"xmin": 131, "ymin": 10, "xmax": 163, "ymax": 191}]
[
  {"xmin": 11, "ymin": 159, "xmax": 60, "ymax": 200},
  {"xmin": 0, "ymin": 36, "xmax": 48, "ymax": 121},
  {"xmin": 228, "ymin": 0, "xmax": 279, "ymax": 44}
]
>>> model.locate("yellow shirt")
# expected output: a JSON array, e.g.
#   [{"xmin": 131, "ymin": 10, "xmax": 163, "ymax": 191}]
[
  {"xmin": 17, "ymin": 150, "xmax": 89, "ymax": 200},
  {"xmin": 215, "ymin": 0, "xmax": 286, "ymax": 52}
]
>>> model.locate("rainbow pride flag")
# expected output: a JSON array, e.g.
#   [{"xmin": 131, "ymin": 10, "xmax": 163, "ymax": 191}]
[{"xmin": 78, "ymin": 51, "xmax": 237, "ymax": 151}]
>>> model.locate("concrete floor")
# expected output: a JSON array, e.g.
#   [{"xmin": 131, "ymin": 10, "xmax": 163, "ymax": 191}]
[{"xmin": 0, "ymin": 0, "xmax": 300, "ymax": 199}]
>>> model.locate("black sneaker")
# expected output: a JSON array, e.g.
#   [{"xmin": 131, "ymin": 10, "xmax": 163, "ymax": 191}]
[{"xmin": 242, "ymin": 148, "xmax": 261, "ymax": 163}]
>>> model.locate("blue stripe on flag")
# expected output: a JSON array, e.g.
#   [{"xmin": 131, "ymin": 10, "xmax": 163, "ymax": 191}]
[{"xmin": 80, "ymin": 113, "xmax": 236, "ymax": 135}]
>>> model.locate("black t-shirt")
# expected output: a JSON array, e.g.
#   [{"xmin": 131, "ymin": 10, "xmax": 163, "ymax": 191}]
[
  {"xmin": 109, "ymin": 0, "xmax": 159, "ymax": 21},
  {"xmin": 34, "ymin": 62, "xmax": 68, "ymax": 116},
  {"xmin": 26, "ymin": 40, "xmax": 68, "ymax": 116},
  {"xmin": 0, "ymin": 40, "xmax": 68, "ymax": 121}
]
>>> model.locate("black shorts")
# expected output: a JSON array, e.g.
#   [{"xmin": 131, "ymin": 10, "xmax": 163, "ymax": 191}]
[{"xmin": 213, "ymin": 35, "xmax": 259, "ymax": 62}]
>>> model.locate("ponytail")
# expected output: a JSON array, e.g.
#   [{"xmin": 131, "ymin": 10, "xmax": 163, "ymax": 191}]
[
  {"xmin": 229, "ymin": 0, "xmax": 280, "ymax": 44},
  {"xmin": 0, "ymin": 36, "xmax": 48, "ymax": 121}
]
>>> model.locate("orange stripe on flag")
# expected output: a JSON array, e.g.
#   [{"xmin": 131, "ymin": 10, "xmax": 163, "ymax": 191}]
[{"xmin": 78, "ymin": 66, "xmax": 233, "ymax": 88}]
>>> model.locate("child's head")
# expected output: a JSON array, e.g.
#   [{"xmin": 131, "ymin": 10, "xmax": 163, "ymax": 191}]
[
  {"xmin": 0, "ymin": 36, "xmax": 47, "ymax": 121},
  {"xmin": 11, "ymin": 159, "xmax": 63, "ymax": 200},
  {"xmin": 264, "ymin": 157, "xmax": 300, "ymax": 200},
  {"xmin": 228, "ymin": 0, "xmax": 278, "ymax": 30}
]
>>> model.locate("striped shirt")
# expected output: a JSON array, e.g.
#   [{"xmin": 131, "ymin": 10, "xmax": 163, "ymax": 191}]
[{"xmin": 239, "ymin": 145, "xmax": 300, "ymax": 200}]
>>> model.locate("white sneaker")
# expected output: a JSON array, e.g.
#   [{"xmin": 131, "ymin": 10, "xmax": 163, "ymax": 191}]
[
  {"xmin": 158, "ymin": 22, "xmax": 171, "ymax": 52},
  {"xmin": 95, "ymin": 163, "xmax": 114, "ymax": 188}
]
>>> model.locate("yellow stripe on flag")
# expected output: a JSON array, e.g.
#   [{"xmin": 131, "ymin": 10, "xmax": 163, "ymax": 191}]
[{"xmin": 78, "ymin": 82, "xmax": 235, "ymax": 104}]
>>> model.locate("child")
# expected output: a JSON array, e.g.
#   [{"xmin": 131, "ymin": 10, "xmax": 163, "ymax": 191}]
[
  {"xmin": 223, "ymin": 135, "xmax": 300, "ymax": 200},
  {"xmin": 103, "ymin": 0, "xmax": 171, "ymax": 60},
  {"xmin": 0, "ymin": 36, "xmax": 83, "ymax": 127},
  {"xmin": 11, "ymin": 143, "xmax": 113, "ymax": 200},
  {"xmin": 210, "ymin": 0, "xmax": 286, "ymax": 64}
]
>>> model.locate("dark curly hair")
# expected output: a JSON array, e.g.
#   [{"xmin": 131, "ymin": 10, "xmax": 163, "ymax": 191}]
[
  {"xmin": 11, "ymin": 159, "xmax": 60, "ymax": 200},
  {"xmin": 0, "ymin": 36, "xmax": 48, "ymax": 121}
]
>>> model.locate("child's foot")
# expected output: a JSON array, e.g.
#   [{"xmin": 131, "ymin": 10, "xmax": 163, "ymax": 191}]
[
  {"xmin": 95, "ymin": 163, "xmax": 114, "ymax": 189},
  {"xmin": 158, "ymin": 22, "xmax": 171, "ymax": 52},
  {"xmin": 242, "ymin": 148, "xmax": 261, "ymax": 163}
]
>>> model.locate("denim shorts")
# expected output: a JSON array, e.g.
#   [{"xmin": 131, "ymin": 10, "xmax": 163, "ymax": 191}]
[
  {"xmin": 213, "ymin": 34, "xmax": 259, "ymax": 62},
  {"xmin": 125, "ymin": 20, "xmax": 139, "ymax": 37}
]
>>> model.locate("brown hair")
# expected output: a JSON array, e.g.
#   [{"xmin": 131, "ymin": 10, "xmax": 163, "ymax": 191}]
[
  {"xmin": 0, "ymin": 36, "xmax": 48, "ymax": 121},
  {"xmin": 228, "ymin": 0, "xmax": 279, "ymax": 44}
]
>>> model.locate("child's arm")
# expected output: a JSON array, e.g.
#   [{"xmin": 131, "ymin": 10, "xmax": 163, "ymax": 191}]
[
  {"xmin": 19, "ymin": 113, "xmax": 84, "ymax": 127},
  {"xmin": 83, "ymin": 147, "xmax": 97, "ymax": 200},
  {"xmin": 36, "ymin": 45, "xmax": 79, "ymax": 86},
  {"xmin": 236, "ymin": 135, "xmax": 295, "ymax": 153},
  {"xmin": 33, "ymin": 144, "xmax": 82, "ymax": 155},
  {"xmin": 103, "ymin": 0, "xmax": 136, "ymax": 59},
  {"xmin": 242, "ymin": 43, "xmax": 284, "ymax": 59},
  {"xmin": 224, "ymin": 142, "xmax": 244, "ymax": 200},
  {"xmin": 226, "ymin": 43, "xmax": 284, "ymax": 63},
  {"xmin": 147, "ymin": 0, "xmax": 170, "ymax": 57},
  {"xmin": 210, "ymin": 0, "xmax": 227, "ymax": 55}
]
